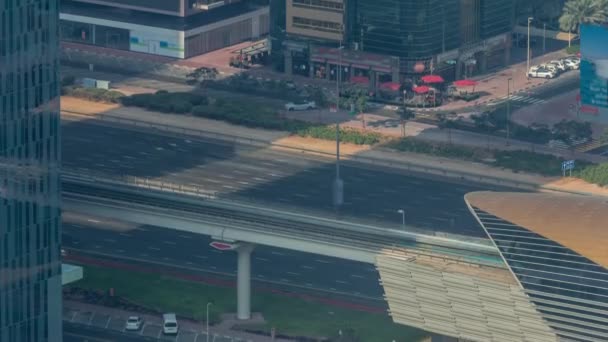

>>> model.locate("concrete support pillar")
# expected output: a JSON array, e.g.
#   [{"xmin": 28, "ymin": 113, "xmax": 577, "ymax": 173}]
[{"xmin": 237, "ymin": 243, "xmax": 255, "ymax": 320}]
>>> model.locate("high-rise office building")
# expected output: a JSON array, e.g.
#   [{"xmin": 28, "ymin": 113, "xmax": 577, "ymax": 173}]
[
  {"xmin": 274, "ymin": 0, "xmax": 512, "ymax": 81},
  {"xmin": 0, "ymin": 0, "xmax": 63, "ymax": 341}
]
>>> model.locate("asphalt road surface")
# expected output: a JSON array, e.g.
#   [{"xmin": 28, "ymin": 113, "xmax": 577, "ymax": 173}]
[
  {"xmin": 488, "ymin": 71, "xmax": 579, "ymax": 116},
  {"xmin": 62, "ymin": 215, "xmax": 386, "ymax": 301},
  {"xmin": 64, "ymin": 322, "xmax": 155, "ymax": 342},
  {"xmin": 62, "ymin": 122, "xmax": 502, "ymax": 237}
]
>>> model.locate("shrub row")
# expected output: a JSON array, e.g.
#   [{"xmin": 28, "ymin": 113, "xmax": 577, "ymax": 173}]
[
  {"xmin": 296, "ymin": 126, "xmax": 383, "ymax": 145},
  {"xmin": 63, "ymin": 86, "xmax": 124, "ymax": 103},
  {"xmin": 388, "ymin": 138, "xmax": 489, "ymax": 161},
  {"xmin": 121, "ymin": 91, "xmax": 208, "ymax": 113},
  {"xmin": 576, "ymin": 163, "xmax": 608, "ymax": 187}
]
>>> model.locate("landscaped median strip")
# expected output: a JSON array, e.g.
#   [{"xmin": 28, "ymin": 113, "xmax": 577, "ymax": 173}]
[{"xmin": 64, "ymin": 254, "xmax": 429, "ymax": 342}]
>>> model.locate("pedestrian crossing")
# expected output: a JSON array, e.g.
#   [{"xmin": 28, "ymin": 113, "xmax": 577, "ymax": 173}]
[{"xmin": 490, "ymin": 94, "xmax": 547, "ymax": 106}]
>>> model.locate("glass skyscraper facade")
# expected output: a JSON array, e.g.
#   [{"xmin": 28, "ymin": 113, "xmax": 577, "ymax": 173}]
[
  {"xmin": 0, "ymin": 0, "xmax": 63, "ymax": 341},
  {"xmin": 470, "ymin": 206, "xmax": 608, "ymax": 342}
]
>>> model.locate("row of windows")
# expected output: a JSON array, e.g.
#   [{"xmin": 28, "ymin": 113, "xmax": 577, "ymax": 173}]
[
  {"xmin": 292, "ymin": 0, "xmax": 343, "ymax": 11},
  {"xmin": 292, "ymin": 16, "xmax": 342, "ymax": 34}
]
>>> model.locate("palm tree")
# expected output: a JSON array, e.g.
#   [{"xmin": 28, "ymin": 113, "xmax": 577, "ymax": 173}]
[{"xmin": 559, "ymin": 0, "xmax": 608, "ymax": 46}]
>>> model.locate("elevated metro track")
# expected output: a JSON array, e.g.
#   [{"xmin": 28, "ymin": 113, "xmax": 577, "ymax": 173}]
[
  {"xmin": 61, "ymin": 172, "xmax": 500, "ymax": 265},
  {"xmin": 61, "ymin": 173, "xmax": 561, "ymax": 341}
]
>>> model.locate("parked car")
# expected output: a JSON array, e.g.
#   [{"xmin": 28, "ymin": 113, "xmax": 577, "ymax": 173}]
[
  {"xmin": 285, "ymin": 100, "xmax": 316, "ymax": 111},
  {"xmin": 548, "ymin": 60, "xmax": 567, "ymax": 72},
  {"xmin": 162, "ymin": 313, "xmax": 178, "ymax": 335},
  {"xmin": 538, "ymin": 64, "xmax": 560, "ymax": 74},
  {"xmin": 563, "ymin": 58, "xmax": 580, "ymax": 70},
  {"xmin": 125, "ymin": 316, "xmax": 143, "ymax": 331},
  {"xmin": 528, "ymin": 67, "xmax": 556, "ymax": 79}
]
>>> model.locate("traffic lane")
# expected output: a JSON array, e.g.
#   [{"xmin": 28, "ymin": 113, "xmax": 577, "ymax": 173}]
[
  {"xmin": 64, "ymin": 322, "xmax": 156, "ymax": 342},
  {"xmin": 62, "ymin": 221, "xmax": 385, "ymax": 298},
  {"xmin": 62, "ymin": 120, "xmax": 243, "ymax": 179},
  {"xmin": 63, "ymin": 123, "xmax": 489, "ymax": 236}
]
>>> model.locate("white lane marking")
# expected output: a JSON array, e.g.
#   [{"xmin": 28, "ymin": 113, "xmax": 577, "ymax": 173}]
[
  {"xmin": 257, "ymin": 274, "xmax": 265, "ymax": 278},
  {"xmin": 86, "ymin": 219, "xmax": 101, "ymax": 223},
  {"xmin": 222, "ymin": 185, "xmax": 235, "ymax": 189},
  {"xmin": 336, "ymin": 280, "xmax": 349, "ymax": 284},
  {"xmin": 186, "ymin": 261, "xmax": 194, "ymax": 265},
  {"xmin": 195, "ymin": 255, "xmax": 208, "ymax": 259},
  {"xmin": 350, "ymin": 274, "xmax": 365, "ymax": 279},
  {"xmin": 139, "ymin": 253, "xmax": 149, "ymax": 257},
  {"xmin": 178, "ymin": 235, "xmax": 190, "ymax": 239},
  {"xmin": 116, "ymin": 249, "xmax": 125, "ymax": 253},
  {"xmin": 294, "ymin": 193, "xmax": 309, "ymax": 198},
  {"xmin": 163, "ymin": 241, "xmax": 177, "ymax": 245},
  {"xmin": 301, "ymin": 265, "xmax": 315, "ymax": 270},
  {"xmin": 280, "ymin": 278, "xmax": 290, "ymax": 282},
  {"xmin": 162, "ymin": 257, "xmax": 170, "ymax": 261},
  {"xmin": 255, "ymin": 257, "xmax": 270, "ymax": 262},
  {"xmin": 315, "ymin": 259, "xmax": 331, "ymax": 264},
  {"xmin": 94, "ymin": 245, "xmax": 101, "ymax": 249},
  {"xmin": 287, "ymin": 272, "xmax": 300, "ymax": 276},
  {"xmin": 119, "ymin": 233, "xmax": 131, "ymax": 237},
  {"xmin": 93, "ymin": 164, "xmax": 106, "ymax": 168},
  {"xmin": 271, "ymin": 251, "xmax": 285, "ymax": 256},
  {"xmin": 103, "ymin": 238, "xmax": 116, "ymax": 243},
  {"xmin": 330, "ymin": 287, "xmax": 337, "ymax": 291},
  {"xmin": 168, "ymin": 143, "xmax": 177, "ymax": 147},
  {"xmin": 109, "ymin": 159, "xmax": 120, "ymax": 163},
  {"xmin": 148, "ymin": 246, "xmax": 161, "ymax": 251},
  {"xmin": 123, "ymin": 155, "xmax": 136, "ymax": 160},
  {"xmin": 238, "ymin": 181, "xmax": 250, "ymax": 185},
  {"xmin": 138, "ymin": 151, "xmax": 149, "ymax": 156},
  {"xmin": 219, "ymin": 174, "xmax": 234, "ymax": 179},
  {"xmin": 305, "ymin": 283, "xmax": 314, "ymax": 287},
  {"xmin": 155, "ymin": 147, "xmax": 164, "ymax": 151},
  {"xmin": 268, "ymin": 173, "xmax": 282, "ymax": 177},
  {"xmin": 210, "ymin": 266, "xmax": 217, "ymax": 270},
  {"xmin": 253, "ymin": 177, "xmax": 267, "ymax": 181}
]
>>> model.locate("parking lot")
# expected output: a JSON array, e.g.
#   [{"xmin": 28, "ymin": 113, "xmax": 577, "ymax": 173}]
[{"xmin": 63, "ymin": 307, "xmax": 253, "ymax": 342}]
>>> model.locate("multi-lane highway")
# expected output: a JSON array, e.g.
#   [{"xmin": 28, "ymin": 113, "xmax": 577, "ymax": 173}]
[
  {"xmin": 63, "ymin": 122, "xmax": 505, "ymax": 237},
  {"xmin": 62, "ymin": 213, "xmax": 386, "ymax": 300}
]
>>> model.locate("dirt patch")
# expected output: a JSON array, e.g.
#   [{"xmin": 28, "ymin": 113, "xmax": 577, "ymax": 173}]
[
  {"xmin": 544, "ymin": 177, "xmax": 608, "ymax": 197},
  {"xmin": 61, "ymin": 96, "xmax": 120, "ymax": 115},
  {"xmin": 272, "ymin": 135, "xmax": 370, "ymax": 157}
]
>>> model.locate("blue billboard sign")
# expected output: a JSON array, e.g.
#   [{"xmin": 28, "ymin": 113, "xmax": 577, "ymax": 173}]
[{"xmin": 580, "ymin": 24, "xmax": 608, "ymax": 123}]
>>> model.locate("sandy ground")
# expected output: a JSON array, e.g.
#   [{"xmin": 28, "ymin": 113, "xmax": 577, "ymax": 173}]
[
  {"xmin": 61, "ymin": 96, "xmax": 120, "ymax": 115},
  {"xmin": 272, "ymin": 135, "xmax": 370, "ymax": 157},
  {"xmin": 544, "ymin": 177, "xmax": 608, "ymax": 197}
]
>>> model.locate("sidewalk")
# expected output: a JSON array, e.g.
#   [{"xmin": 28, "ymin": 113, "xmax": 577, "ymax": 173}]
[
  {"xmin": 64, "ymin": 299, "xmax": 294, "ymax": 342},
  {"xmin": 60, "ymin": 41, "xmax": 570, "ymax": 113}
]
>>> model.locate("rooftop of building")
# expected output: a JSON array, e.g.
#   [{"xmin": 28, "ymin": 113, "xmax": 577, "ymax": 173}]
[{"xmin": 465, "ymin": 191, "xmax": 608, "ymax": 269}]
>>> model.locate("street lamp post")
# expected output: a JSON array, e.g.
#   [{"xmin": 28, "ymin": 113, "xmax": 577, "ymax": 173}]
[
  {"xmin": 527, "ymin": 17, "xmax": 533, "ymax": 79},
  {"xmin": 507, "ymin": 77, "xmax": 512, "ymax": 146},
  {"xmin": 206, "ymin": 302, "xmax": 213, "ymax": 342},
  {"xmin": 397, "ymin": 209, "xmax": 405, "ymax": 229},
  {"xmin": 333, "ymin": 42, "xmax": 344, "ymax": 210}
]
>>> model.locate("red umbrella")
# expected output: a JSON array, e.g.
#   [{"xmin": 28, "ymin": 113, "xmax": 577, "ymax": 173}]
[
  {"xmin": 379, "ymin": 82, "xmax": 401, "ymax": 91},
  {"xmin": 453, "ymin": 79, "xmax": 477, "ymax": 87},
  {"xmin": 351, "ymin": 76, "xmax": 369, "ymax": 84},
  {"xmin": 421, "ymin": 75, "xmax": 444, "ymax": 84},
  {"xmin": 413, "ymin": 86, "xmax": 430, "ymax": 94}
]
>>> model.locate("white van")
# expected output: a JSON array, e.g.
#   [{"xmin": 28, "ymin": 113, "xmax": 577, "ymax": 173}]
[{"xmin": 162, "ymin": 313, "xmax": 179, "ymax": 335}]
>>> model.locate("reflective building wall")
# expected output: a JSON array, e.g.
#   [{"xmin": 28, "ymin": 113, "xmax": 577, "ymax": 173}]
[
  {"xmin": 469, "ymin": 207, "xmax": 608, "ymax": 342},
  {"xmin": 0, "ymin": 0, "xmax": 63, "ymax": 341}
]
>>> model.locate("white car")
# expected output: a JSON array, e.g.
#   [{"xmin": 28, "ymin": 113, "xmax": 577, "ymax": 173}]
[
  {"xmin": 538, "ymin": 63, "xmax": 559, "ymax": 74},
  {"xmin": 548, "ymin": 60, "xmax": 566, "ymax": 72},
  {"xmin": 162, "ymin": 313, "xmax": 179, "ymax": 335},
  {"xmin": 125, "ymin": 316, "xmax": 143, "ymax": 331},
  {"xmin": 563, "ymin": 58, "xmax": 580, "ymax": 70},
  {"xmin": 528, "ymin": 67, "xmax": 556, "ymax": 79},
  {"xmin": 285, "ymin": 101, "xmax": 316, "ymax": 111}
]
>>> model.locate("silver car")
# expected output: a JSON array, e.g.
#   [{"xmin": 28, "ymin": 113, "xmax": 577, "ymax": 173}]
[
  {"xmin": 285, "ymin": 101, "xmax": 316, "ymax": 111},
  {"xmin": 125, "ymin": 316, "xmax": 143, "ymax": 331}
]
